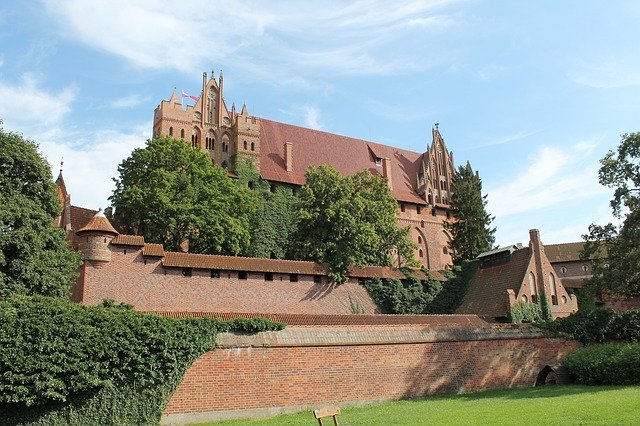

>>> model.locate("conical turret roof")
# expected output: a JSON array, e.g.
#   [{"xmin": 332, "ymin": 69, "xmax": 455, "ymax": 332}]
[{"xmin": 76, "ymin": 210, "xmax": 119, "ymax": 236}]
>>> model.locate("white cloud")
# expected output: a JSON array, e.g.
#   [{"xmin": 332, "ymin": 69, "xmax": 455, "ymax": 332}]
[
  {"xmin": 486, "ymin": 138, "xmax": 608, "ymax": 218},
  {"xmin": 38, "ymin": 123, "xmax": 151, "ymax": 210},
  {"xmin": 43, "ymin": 0, "xmax": 464, "ymax": 77},
  {"xmin": 303, "ymin": 105, "xmax": 322, "ymax": 130},
  {"xmin": 0, "ymin": 73, "xmax": 76, "ymax": 129},
  {"xmin": 110, "ymin": 94, "xmax": 149, "ymax": 108}
]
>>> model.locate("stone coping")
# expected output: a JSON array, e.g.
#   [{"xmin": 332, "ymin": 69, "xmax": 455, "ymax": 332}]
[{"xmin": 216, "ymin": 324, "xmax": 553, "ymax": 348}]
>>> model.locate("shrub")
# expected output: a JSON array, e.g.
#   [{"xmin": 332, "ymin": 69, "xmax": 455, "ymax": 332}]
[
  {"xmin": 0, "ymin": 295, "xmax": 283, "ymax": 424},
  {"xmin": 541, "ymin": 308, "xmax": 640, "ymax": 344},
  {"xmin": 424, "ymin": 260, "xmax": 476, "ymax": 314},
  {"xmin": 508, "ymin": 301, "xmax": 543, "ymax": 324},
  {"xmin": 563, "ymin": 343, "xmax": 640, "ymax": 385},
  {"xmin": 363, "ymin": 272, "xmax": 441, "ymax": 315}
]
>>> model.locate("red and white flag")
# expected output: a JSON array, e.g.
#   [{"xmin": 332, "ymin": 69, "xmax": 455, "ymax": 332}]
[{"xmin": 181, "ymin": 91, "xmax": 199, "ymax": 102}]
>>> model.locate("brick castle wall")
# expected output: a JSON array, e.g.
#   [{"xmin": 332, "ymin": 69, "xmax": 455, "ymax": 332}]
[
  {"xmin": 77, "ymin": 245, "xmax": 379, "ymax": 314},
  {"xmin": 161, "ymin": 325, "xmax": 579, "ymax": 424}
]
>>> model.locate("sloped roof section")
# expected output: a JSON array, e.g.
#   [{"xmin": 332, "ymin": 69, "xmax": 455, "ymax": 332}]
[
  {"xmin": 259, "ymin": 119, "xmax": 426, "ymax": 204},
  {"xmin": 544, "ymin": 242, "xmax": 592, "ymax": 262},
  {"xmin": 142, "ymin": 243, "xmax": 165, "ymax": 257},
  {"xmin": 457, "ymin": 247, "xmax": 532, "ymax": 318},
  {"xmin": 70, "ymin": 205, "xmax": 97, "ymax": 231},
  {"xmin": 149, "ymin": 311, "xmax": 489, "ymax": 327},
  {"xmin": 163, "ymin": 252, "xmax": 327, "ymax": 275},
  {"xmin": 111, "ymin": 234, "xmax": 145, "ymax": 246}
]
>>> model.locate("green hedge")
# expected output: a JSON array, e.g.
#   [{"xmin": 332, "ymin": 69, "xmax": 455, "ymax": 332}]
[
  {"xmin": 0, "ymin": 295, "xmax": 284, "ymax": 424},
  {"xmin": 563, "ymin": 343, "xmax": 640, "ymax": 385},
  {"xmin": 542, "ymin": 308, "xmax": 640, "ymax": 344}
]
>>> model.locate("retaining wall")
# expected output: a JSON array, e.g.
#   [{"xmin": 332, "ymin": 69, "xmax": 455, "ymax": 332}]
[{"xmin": 161, "ymin": 324, "xmax": 579, "ymax": 424}]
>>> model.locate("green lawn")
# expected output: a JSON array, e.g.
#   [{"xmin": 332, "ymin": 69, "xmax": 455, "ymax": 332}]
[{"xmin": 198, "ymin": 386, "xmax": 640, "ymax": 425}]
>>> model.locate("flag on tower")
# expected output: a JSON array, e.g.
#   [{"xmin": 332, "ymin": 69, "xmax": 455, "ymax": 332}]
[{"xmin": 181, "ymin": 91, "xmax": 199, "ymax": 102}]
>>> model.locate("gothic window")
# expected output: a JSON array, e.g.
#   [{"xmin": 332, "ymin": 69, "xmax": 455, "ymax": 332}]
[
  {"xmin": 549, "ymin": 273, "xmax": 558, "ymax": 305},
  {"xmin": 222, "ymin": 134, "xmax": 230, "ymax": 153},
  {"xmin": 418, "ymin": 235, "xmax": 422, "ymax": 244},
  {"xmin": 419, "ymin": 249, "xmax": 423, "ymax": 258},
  {"xmin": 529, "ymin": 272, "xmax": 536, "ymax": 295},
  {"xmin": 169, "ymin": 126, "xmax": 173, "ymax": 137},
  {"xmin": 251, "ymin": 141, "xmax": 255, "ymax": 151},
  {"xmin": 521, "ymin": 295, "xmax": 528, "ymax": 302},
  {"xmin": 243, "ymin": 140, "xmax": 248, "ymax": 150}
]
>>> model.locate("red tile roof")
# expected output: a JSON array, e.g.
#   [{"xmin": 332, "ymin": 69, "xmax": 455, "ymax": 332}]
[
  {"xmin": 111, "ymin": 234, "xmax": 145, "ymax": 246},
  {"xmin": 259, "ymin": 119, "xmax": 426, "ymax": 204},
  {"xmin": 70, "ymin": 205, "xmax": 97, "ymax": 232},
  {"xmin": 142, "ymin": 243, "xmax": 165, "ymax": 257},
  {"xmin": 545, "ymin": 242, "xmax": 585, "ymax": 262},
  {"xmin": 163, "ymin": 252, "xmax": 327, "ymax": 274},
  {"xmin": 457, "ymin": 248, "xmax": 532, "ymax": 318},
  {"xmin": 148, "ymin": 311, "xmax": 490, "ymax": 327},
  {"xmin": 76, "ymin": 211, "xmax": 118, "ymax": 236}
]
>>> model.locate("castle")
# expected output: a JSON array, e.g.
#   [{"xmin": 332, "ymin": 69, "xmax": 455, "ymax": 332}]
[{"xmin": 152, "ymin": 71, "xmax": 456, "ymax": 270}]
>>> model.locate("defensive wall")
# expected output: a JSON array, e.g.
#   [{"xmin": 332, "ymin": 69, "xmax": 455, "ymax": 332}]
[{"xmin": 160, "ymin": 317, "xmax": 579, "ymax": 425}]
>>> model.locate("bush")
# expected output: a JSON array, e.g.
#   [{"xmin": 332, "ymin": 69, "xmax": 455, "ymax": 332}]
[
  {"xmin": 508, "ymin": 301, "xmax": 543, "ymax": 324},
  {"xmin": 563, "ymin": 343, "xmax": 640, "ymax": 385},
  {"xmin": 424, "ymin": 260, "xmax": 476, "ymax": 314},
  {"xmin": 0, "ymin": 295, "xmax": 283, "ymax": 424},
  {"xmin": 542, "ymin": 308, "xmax": 640, "ymax": 344}
]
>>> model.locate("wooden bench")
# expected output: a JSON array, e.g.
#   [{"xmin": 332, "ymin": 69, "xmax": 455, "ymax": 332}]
[{"xmin": 313, "ymin": 406, "xmax": 340, "ymax": 426}]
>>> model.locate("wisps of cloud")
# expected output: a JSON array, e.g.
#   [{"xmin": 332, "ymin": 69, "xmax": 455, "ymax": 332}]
[
  {"xmin": 0, "ymin": 73, "xmax": 76, "ymax": 129},
  {"xmin": 43, "ymin": 0, "xmax": 465, "ymax": 78},
  {"xmin": 571, "ymin": 57, "xmax": 640, "ymax": 89},
  {"xmin": 278, "ymin": 104, "xmax": 324, "ymax": 130},
  {"xmin": 466, "ymin": 129, "xmax": 543, "ymax": 150},
  {"xmin": 110, "ymin": 94, "xmax": 149, "ymax": 108},
  {"xmin": 486, "ymin": 138, "xmax": 609, "ymax": 218}
]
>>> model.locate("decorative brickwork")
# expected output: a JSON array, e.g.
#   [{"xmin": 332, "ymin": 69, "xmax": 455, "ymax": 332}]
[{"xmin": 162, "ymin": 325, "xmax": 580, "ymax": 424}]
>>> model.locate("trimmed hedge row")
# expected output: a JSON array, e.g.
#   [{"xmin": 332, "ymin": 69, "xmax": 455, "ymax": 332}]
[
  {"xmin": 563, "ymin": 343, "xmax": 640, "ymax": 385},
  {"xmin": 0, "ymin": 295, "xmax": 284, "ymax": 424},
  {"xmin": 542, "ymin": 308, "xmax": 640, "ymax": 344}
]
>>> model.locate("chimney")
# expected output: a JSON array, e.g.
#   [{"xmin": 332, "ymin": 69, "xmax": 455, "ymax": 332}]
[
  {"xmin": 285, "ymin": 141, "xmax": 293, "ymax": 172},
  {"xmin": 381, "ymin": 157, "xmax": 393, "ymax": 190}
]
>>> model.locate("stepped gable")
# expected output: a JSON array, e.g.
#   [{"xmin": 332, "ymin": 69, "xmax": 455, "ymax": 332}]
[
  {"xmin": 457, "ymin": 247, "xmax": 532, "ymax": 318},
  {"xmin": 76, "ymin": 210, "xmax": 118, "ymax": 236},
  {"xmin": 259, "ymin": 119, "xmax": 426, "ymax": 204}
]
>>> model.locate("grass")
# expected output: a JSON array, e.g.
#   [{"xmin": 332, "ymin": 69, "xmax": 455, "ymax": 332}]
[{"xmin": 197, "ymin": 385, "xmax": 640, "ymax": 425}]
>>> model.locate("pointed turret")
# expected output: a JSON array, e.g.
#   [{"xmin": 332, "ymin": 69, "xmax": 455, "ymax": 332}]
[
  {"xmin": 169, "ymin": 88, "xmax": 181, "ymax": 106},
  {"xmin": 240, "ymin": 103, "xmax": 248, "ymax": 116},
  {"xmin": 76, "ymin": 210, "xmax": 119, "ymax": 262}
]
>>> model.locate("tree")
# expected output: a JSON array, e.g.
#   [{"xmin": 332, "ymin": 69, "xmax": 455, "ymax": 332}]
[
  {"xmin": 447, "ymin": 162, "xmax": 495, "ymax": 263},
  {"xmin": 110, "ymin": 137, "xmax": 257, "ymax": 254},
  {"xmin": 291, "ymin": 165, "xmax": 416, "ymax": 283},
  {"xmin": 583, "ymin": 132, "xmax": 640, "ymax": 297},
  {"xmin": 0, "ymin": 128, "xmax": 80, "ymax": 297}
]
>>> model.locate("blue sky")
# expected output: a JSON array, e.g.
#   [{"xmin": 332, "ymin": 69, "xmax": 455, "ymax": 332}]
[{"xmin": 1, "ymin": 0, "xmax": 639, "ymax": 247}]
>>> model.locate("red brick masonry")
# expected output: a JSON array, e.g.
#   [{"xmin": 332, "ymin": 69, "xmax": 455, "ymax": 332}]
[{"xmin": 162, "ymin": 324, "xmax": 579, "ymax": 424}]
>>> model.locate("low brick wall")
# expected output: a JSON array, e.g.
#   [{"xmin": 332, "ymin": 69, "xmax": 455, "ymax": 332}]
[{"xmin": 161, "ymin": 324, "xmax": 579, "ymax": 424}]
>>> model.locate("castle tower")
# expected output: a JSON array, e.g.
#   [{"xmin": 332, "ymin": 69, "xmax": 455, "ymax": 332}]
[
  {"xmin": 75, "ymin": 210, "xmax": 119, "ymax": 262},
  {"xmin": 421, "ymin": 124, "xmax": 455, "ymax": 207}
]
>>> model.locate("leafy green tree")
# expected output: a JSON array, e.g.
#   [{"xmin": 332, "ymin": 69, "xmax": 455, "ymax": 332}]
[
  {"xmin": 0, "ymin": 128, "xmax": 80, "ymax": 297},
  {"xmin": 583, "ymin": 132, "xmax": 640, "ymax": 297},
  {"xmin": 110, "ymin": 137, "xmax": 257, "ymax": 254},
  {"xmin": 291, "ymin": 165, "xmax": 415, "ymax": 283},
  {"xmin": 447, "ymin": 162, "xmax": 495, "ymax": 264}
]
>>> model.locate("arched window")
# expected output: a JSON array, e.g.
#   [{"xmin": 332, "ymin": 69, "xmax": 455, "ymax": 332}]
[
  {"xmin": 418, "ymin": 235, "xmax": 422, "ymax": 244},
  {"xmin": 521, "ymin": 295, "xmax": 528, "ymax": 303},
  {"xmin": 251, "ymin": 141, "xmax": 255, "ymax": 151},
  {"xmin": 549, "ymin": 273, "xmax": 558, "ymax": 305},
  {"xmin": 529, "ymin": 272, "xmax": 536, "ymax": 295},
  {"xmin": 419, "ymin": 249, "xmax": 423, "ymax": 258},
  {"xmin": 169, "ymin": 126, "xmax": 173, "ymax": 137},
  {"xmin": 180, "ymin": 129, "xmax": 185, "ymax": 139},
  {"xmin": 222, "ymin": 134, "xmax": 230, "ymax": 153},
  {"xmin": 243, "ymin": 140, "xmax": 247, "ymax": 150}
]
